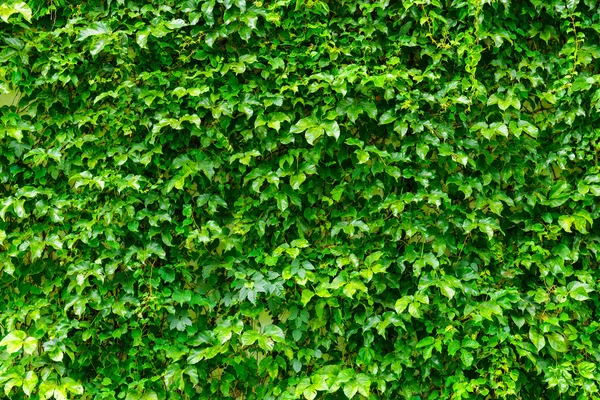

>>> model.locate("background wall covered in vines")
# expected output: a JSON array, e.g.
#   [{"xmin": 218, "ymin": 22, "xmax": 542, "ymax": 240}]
[{"xmin": 1, "ymin": 0, "xmax": 600, "ymax": 398}]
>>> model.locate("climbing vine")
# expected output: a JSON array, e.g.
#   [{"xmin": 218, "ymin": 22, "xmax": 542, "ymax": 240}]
[{"xmin": 1, "ymin": 0, "xmax": 600, "ymax": 398}]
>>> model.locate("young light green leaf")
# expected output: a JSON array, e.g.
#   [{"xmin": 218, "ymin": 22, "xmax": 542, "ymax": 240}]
[
  {"xmin": 0, "ymin": 330, "xmax": 26, "ymax": 353},
  {"xmin": 578, "ymin": 362, "xmax": 596, "ymax": 379},
  {"xmin": 241, "ymin": 330, "xmax": 261, "ymax": 347},
  {"xmin": 23, "ymin": 371, "xmax": 38, "ymax": 396},
  {"xmin": 22, "ymin": 336, "xmax": 37, "ymax": 354}
]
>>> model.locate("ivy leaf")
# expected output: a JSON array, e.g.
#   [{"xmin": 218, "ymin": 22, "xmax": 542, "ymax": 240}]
[
  {"xmin": 361, "ymin": 100, "xmax": 378, "ymax": 119},
  {"xmin": 269, "ymin": 57, "xmax": 285, "ymax": 70},
  {"xmin": 355, "ymin": 150, "xmax": 370, "ymax": 164},
  {"xmin": 566, "ymin": 0, "xmax": 579, "ymax": 10},
  {"xmin": 379, "ymin": 109, "xmax": 397, "ymax": 124},
  {"xmin": 0, "ymin": 2, "xmax": 32, "ymax": 22},
  {"xmin": 394, "ymin": 297, "xmax": 410, "ymax": 314},
  {"xmin": 263, "ymin": 325, "xmax": 285, "ymax": 342},
  {"xmin": 22, "ymin": 371, "xmax": 38, "ymax": 396},
  {"xmin": 301, "ymin": 289, "xmax": 315, "ymax": 306},
  {"xmin": 447, "ymin": 340, "xmax": 460, "ymax": 356},
  {"xmin": 355, "ymin": 374, "xmax": 371, "ymax": 397},
  {"xmin": 168, "ymin": 315, "xmax": 192, "ymax": 332},
  {"xmin": 321, "ymin": 121, "xmax": 340, "ymax": 140},
  {"xmin": 572, "ymin": 76, "xmax": 594, "ymax": 92},
  {"xmin": 439, "ymin": 283, "xmax": 455, "ymax": 299},
  {"xmin": 558, "ymin": 215, "xmax": 574, "ymax": 232},
  {"xmin": 78, "ymin": 22, "xmax": 111, "ymax": 41},
  {"xmin": 303, "ymin": 388, "xmax": 317, "ymax": 400},
  {"xmin": 305, "ymin": 126, "xmax": 324, "ymax": 145},
  {"xmin": 343, "ymin": 380, "xmax": 359, "ymax": 399},
  {"xmin": 290, "ymin": 116, "xmax": 317, "ymax": 133},
  {"xmin": 529, "ymin": 328, "xmax": 546, "ymax": 351},
  {"xmin": 22, "ymin": 336, "xmax": 37, "ymax": 354},
  {"xmin": 548, "ymin": 333, "xmax": 568, "ymax": 352},
  {"xmin": 90, "ymin": 38, "xmax": 109, "ymax": 56},
  {"xmin": 241, "ymin": 330, "xmax": 261, "ymax": 347},
  {"xmin": 275, "ymin": 192, "xmax": 288, "ymax": 212},
  {"xmin": 460, "ymin": 349, "xmax": 474, "ymax": 367},
  {"xmin": 0, "ymin": 330, "xmax": 27, "ymax": 353},
  {"xmin": 290, "ymin": 173, "xmax": 307, "ymax": 190},
  {"xmin": 578, "ymin": 362, "xmax": 596, "ymax": 379},
  {"xmin": 568, "ymin": 281, "xmax": 592, "ymax": 301},
  {"xmin": 346, "ymin": 104, "xmax": 363, "ymax": 123},
  {"xmin": 416, "ymin": 336, "xmax": 435, "ymax": 348}
]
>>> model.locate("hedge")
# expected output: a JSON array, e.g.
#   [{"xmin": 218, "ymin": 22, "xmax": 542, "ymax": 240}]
[{"xmin": 1, "ymin": 0, "xmax": 600, "ymax": 399}]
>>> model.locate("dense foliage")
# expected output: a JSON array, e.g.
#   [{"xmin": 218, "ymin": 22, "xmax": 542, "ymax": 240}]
[{"xmin": 1, "ymin": 0, "xmax": 600, "ymax": 398}]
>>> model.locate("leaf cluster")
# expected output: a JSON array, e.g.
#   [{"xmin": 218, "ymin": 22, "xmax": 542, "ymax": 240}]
[{"xmin": 1, "ymin": 0, "xmax": 600, "ymax": 399}]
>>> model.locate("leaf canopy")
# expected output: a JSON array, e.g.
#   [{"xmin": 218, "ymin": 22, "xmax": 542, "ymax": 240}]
[{"xmin": 1, "ymin": 0, "xmax": 600, "ymax": 399}]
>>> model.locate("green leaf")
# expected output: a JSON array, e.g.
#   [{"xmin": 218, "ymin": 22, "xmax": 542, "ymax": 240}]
[
  {"xmin": 551, "ymin": 244, "xmax": 570, "ymax": 259},
  {"xmin": 305, "ymin": 126, "xmax": 324, "ymax": 145},
  {"xmin": 461, "ymin": 338, "xmax": 480, "ymax": 349},
  {"xmin": 572, "ymin": 76, "xmax": 594, "ymax": 92},
  {"xmin": 361, "ymin": 100, "xmax": 378, "ymax": 119},
  {"xmin": 136, "ymin": 30, "xmax": 149, "ymax": 48},
  {"xmin": 416, "ymin": 336, "xmax": 435, "ymax": 348},
  {"xmin": 241, "ymin": 330, "xmax": 261, "ymax": 347},
  {"xmin": 447, "ymin": 340, "xmax": 460, "ymax": 356},
  {"xmin": 568, "ymin": 281, "xmax": 593, "ymax": 301},
  {"xmin": 460, "ymin": 349, "xmax": 474, "ymax": 367},
  {"xmin": 62, "ymin": 377, "xmax": 84, "ymax": 395},
  {"xmin": 301, "ymin": 289, "xmax": 315, "ymax": 306},
  {"xmin": 0, "ymin": 2, "xmax": 32, "ymax": 22},
  {"xmin": 547, "ymin": 332, "xmax": 568, "ymax": 352},
  {"xmin": 566, "ymin": 0, "xmax": 579, "ymax": 10},
  {"xmin": 22, "ymin": 336, "xmax": 37, "ymax": 354},
  {"xmin": 529, "ymin": 328, "xmax": 545, "ymax": 351},
  {"xmin": 291, "ymin": 238, "xmax": 309, "ymax": 248},
  {"xmin": 269, "ymin": 57, "xmax": 285, "ymax": 70},
  {"xmin": 322, "ymin": 121, "xmax": 340, "ymax": 140},
  {"xmin": 275, "ymin": 192, "xmax": 288, "ymax": 212},
  {"xmin": 343, "ymin": 380, "xmax": 359, "ymax": 399},
  {"xmin": 90, "ymin": 38, "xmax": 109, "ymax": 56},
  {"xmin": 355, "ymin": 374, "xmax": 371, "ymax": 397},
  {"xmin": 347, "ymin": 279, "xmax": 368, "ymax": 296},
  {"xmin": 395, "ymin": 297, "xmax": 410, "ymax": 314},
  {"xmin": 355, "ymin": 150, "xmax": 370, "ymax": 164},
  {"xmin": 0, "ymin": 330, "xmax": 27, "ymax": 353},
  {"xmin": 168, "ymin": 315, "xmax": 192, "ymax": 331},
  {"xmin": 558, "ymin": 215, "xmax": 574, "ymax": 232},
  {"xmin": 511, "ymin": 315, "xmax": 525, "ymax": 328},
  {"xmin": 290, "ymin": 116, "xmax": 317, "ymax": 133},
  {"xmin": 23, "ymin": 371, "xmax": 38, "ymax": 396},
  {"xmin": 303, "ymin": 388, "xmax": 317, "ymax": 400},
  {"xmin": 379, "ymin": 109, "xmax": 397, "ymax": 124},
  {"xmin": 263, "ymin": 325, "xmax": 285, "ymax": 341},
  {"xmin": 439, "ymin": 283, "xmax": 455, "ymax": 299},
  {"xmin": 78, "ymin": 22, "xmax": 111, "ymax": 41},
  {"xmin": 290, "ymin": 173, "xmax": 307, "ymax": 190},
  {"xmin": 578, "ymin": 361, "xmax": 596, "ymax": 379}
]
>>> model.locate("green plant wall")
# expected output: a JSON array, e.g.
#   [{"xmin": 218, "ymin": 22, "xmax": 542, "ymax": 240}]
[{"xmin": 1, "ymin": 0, "xmax": 600, "ymax": 398}]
